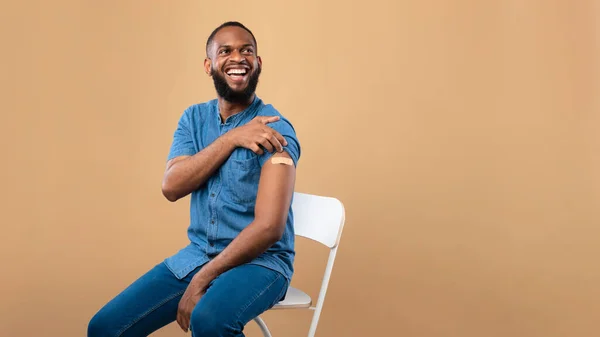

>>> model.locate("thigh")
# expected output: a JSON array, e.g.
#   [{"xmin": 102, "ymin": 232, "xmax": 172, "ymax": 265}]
[
  {"xmin": 190, "ymin": 264, "xmax": 288, "ymax": 336},
  {"xmin": 88, "ymin": 262, "xmax": 198, "ymax": 337}
]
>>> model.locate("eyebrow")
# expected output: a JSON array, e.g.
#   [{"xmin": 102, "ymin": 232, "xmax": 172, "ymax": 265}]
[{"xmin": 217, "ymin": 43, "xmax": 255, "ymax": 49}]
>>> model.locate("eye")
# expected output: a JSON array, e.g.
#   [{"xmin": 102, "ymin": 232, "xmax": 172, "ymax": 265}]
[
  {"xmin": 242, "ymin": 48, "xmax": 254, "ymax": 54},
  {"xmin": 218, "ymin": 49, "xmax": 229, "ymax": 55}
]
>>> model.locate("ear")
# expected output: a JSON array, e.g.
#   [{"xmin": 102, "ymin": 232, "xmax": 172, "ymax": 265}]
[
  {"xmin": 257, "ymin": 55, "xmax": 262, "ymax": 67},
  {"xmin": 204, "ymin": 58, "xmax": 212, "ymax": 76}
]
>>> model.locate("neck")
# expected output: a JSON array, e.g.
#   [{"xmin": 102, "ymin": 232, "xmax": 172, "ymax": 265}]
[{"xmin": 218, "ymin": 94, "xmax": 255, "ymax": 123}]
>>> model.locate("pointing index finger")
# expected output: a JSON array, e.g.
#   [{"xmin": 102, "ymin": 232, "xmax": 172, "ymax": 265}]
[{"xmin": 261, "ymin": 116, "xmax": 280, "ymax": 124}]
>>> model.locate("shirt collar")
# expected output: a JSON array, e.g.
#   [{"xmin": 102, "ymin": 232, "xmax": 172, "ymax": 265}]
[{"xmin": 215, "ymin": 95, "xmax": 261, "ymax": 125}]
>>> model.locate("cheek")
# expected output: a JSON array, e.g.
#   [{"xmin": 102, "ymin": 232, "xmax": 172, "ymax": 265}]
[{"xmin": 211, "ymin": 63, "xmax": 223, "ymax": 76}]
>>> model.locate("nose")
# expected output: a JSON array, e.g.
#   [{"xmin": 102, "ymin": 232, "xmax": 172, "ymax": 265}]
[{"xmin": 229, "ymin": 49, "xmax": 245, "ymax": 63}]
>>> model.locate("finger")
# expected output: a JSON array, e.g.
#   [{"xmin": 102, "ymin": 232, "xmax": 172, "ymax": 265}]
[
  {"xmin": 259, "ymin": 136, "xmax": 275, "ymax": 153},
  {"xmin": 263, "ymin": 126, "xmax": 287, "ymax": 147},
  {"xmin": 177, "ymin": 311, "xmax": 184, "ymax": 331},
  {"xmin": 274, "ymin": 131, "xmax": 288, "ymax": 147},
  {"xmin": 257, "ymin": 116, "xmax": 280, "ymax": 124},
  {"xmin": 267, "ymin": 133, "xmax": 284, "ymax": 152},
  {"xmin": 183, "ymin": 313, "xmax": 190, "ymax": 332},
  {"xmin": 250, "ymin": 144, "xmax": 264, "ymax": 155}
]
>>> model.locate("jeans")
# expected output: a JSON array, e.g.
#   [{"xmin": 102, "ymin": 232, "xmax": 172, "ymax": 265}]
[{"xmin": 88, "ymin": 262, "xmax": 288, "ymax": 337}]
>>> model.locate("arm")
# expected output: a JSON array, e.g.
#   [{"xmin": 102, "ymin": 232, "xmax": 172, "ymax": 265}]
[
  {"xmin": 162, "ymin": 115, "xmax": 287, "ymax": 202},
  {"xmin": 192, "ymin": 150, "xmax": 296, "ymax": 282},
  {"xmin": 175, "ymin": 118, "xmax": 299, "ymax": 332},
  {"xmin": 161, "ymin": 136, "xmax": 235, "ymax": 202}
]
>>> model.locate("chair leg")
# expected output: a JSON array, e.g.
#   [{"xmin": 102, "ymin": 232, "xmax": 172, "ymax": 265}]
[{"xmin": 253, "ymin": 316, "xmax": 273, "ymax": 337}]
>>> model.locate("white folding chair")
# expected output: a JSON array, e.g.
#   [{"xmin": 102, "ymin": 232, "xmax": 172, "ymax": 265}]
[{"xmin": 253, "ymin": 192, "xmax": 346, "ymax": 337}]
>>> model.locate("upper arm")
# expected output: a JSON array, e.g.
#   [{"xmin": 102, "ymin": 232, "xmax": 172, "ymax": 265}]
[
  {"xmin": 165, "ymin": 108, "xmax": 197, "ymax": 170},
  {"xmin": 167, "ymin": 108, "xmax": 197, "ymax": 162},
  {"xmin": 254, "ymin": 151, "xmax": 296, "ymax": 231},
  {"xmin": 254, "ymin": 117, "xmax": 301, "ymax": 229}
]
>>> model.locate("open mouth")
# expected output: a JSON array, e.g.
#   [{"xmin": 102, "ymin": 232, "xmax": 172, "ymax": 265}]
[{"xmin": 225, "ymin": 68, "xmax": 248, "ymax": 82}]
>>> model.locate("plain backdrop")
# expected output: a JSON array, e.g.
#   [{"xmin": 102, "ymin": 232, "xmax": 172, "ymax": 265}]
[{"xmin": 1, "ymin": 1, "xmax": 599, "ymax": 336}]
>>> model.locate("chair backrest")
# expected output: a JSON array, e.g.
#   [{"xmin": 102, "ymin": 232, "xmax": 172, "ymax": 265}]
[
  {"xmin": 291, "ymin": 192, "xmax": 345, "ymax": 248},
  {"xmin": 290, "ymin": 192, "xmax": 346, "ymax": 337}
]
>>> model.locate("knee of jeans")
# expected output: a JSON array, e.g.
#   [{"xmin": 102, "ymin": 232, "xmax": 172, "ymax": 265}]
[
  {"xmin": 88, "ymin": 311, "xmax": 117, "ymax": 337},
  {"xmin": 190, "ymin": 305, "xmax": 242, "ymax": 337}
]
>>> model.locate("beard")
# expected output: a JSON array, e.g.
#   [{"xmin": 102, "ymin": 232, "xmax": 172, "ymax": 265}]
[{"xmin": 211, "ymin": 65, "xmax": 261, "ymax": 104}]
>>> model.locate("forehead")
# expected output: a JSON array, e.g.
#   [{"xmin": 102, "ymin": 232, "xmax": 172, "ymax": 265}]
[{"xmin": 212, "ymin": 26, "xmax": 255, "ymax": 48}]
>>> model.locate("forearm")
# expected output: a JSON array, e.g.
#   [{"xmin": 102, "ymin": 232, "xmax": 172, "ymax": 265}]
[
  {"xmin": 195, "ymin": 152, "xmax": 295, "ymax": 282},
  {"xmin": 193, "ymin": 221, "xmax": 282, "ymax": 283},
  {"xmin": 162, "ymin": 135, "xmax": 235, "ymax": 201}
]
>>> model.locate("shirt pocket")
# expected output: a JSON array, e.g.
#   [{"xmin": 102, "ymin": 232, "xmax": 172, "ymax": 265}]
[{"xmin": 224, "ymin": 156, "xmax": 262, "ymax": 204}]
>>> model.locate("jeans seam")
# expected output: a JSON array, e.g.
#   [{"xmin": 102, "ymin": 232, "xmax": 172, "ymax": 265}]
[
  {"xmin": 235, "ymin": 273, "xmax": 283, "ymax": 320},
  {"xmin": 115, "ymin": 289, "xmax": 186, "ymax": 337},
  {"xmin": 276, "ymin": 278, "xmax": 289, "ymax": 304}
]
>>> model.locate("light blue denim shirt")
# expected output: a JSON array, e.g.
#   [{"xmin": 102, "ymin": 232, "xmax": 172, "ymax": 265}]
[{"xmin": 163, "ymin": 96, "xmax": 300, "ymax": 283}]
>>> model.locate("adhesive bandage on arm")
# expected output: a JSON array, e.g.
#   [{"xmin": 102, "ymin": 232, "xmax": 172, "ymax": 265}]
[{"xmin": 271, "ymin": 157, "xmax": 294, "ymax": 166}]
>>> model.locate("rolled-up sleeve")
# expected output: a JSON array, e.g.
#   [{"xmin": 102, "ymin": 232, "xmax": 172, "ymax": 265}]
[
  {"xmin": 167, "ymin": 108, "xmax": 197, "ymax": 161},
  {"xmin": 257, "ymin": 118, "xmax": 301, "ymax": 167}
]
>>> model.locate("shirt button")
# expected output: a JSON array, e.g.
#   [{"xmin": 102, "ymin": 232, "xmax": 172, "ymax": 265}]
[
  {"xmin": 209, "ymin": 242, "xmax": 214, "ymax": 247},
  {"xmin": 210, "ymin": 193, "xmax": 215, "ymax": 197},
  {"xmin": 211, "ymin": 220, "xmax": 215, "ymax": 224}
]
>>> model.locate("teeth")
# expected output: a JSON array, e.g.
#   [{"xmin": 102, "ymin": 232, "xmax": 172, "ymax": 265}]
[{"xmin": 227, "ymin": 69, "xmax": 247, "ymax": 75}]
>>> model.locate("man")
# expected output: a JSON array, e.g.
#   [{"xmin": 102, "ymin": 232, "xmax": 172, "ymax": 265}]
[{"xmin": 88, "ymin": 21, "xmax": 300, "ymax": 337}]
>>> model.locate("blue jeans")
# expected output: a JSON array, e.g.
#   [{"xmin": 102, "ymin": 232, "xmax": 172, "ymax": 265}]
[{"xmin": 88, "ymin": 262, "xmax": 288, "ymax": 337}]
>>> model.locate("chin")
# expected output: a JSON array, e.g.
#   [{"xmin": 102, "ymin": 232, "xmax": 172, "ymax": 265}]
[
  {"xmin": 228, "ymin": 84, "xmax": 248, "ymax": 92},
  {"xmin": 226, "ymin": 79, "xmax": 247, "ymax": 88}
]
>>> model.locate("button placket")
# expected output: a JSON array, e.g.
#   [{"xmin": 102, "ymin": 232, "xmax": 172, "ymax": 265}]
[
  {"xmin": 208, "ymin": 199, "xmax": 217, "ymax": 251},
  {"xmin": 206, "ymin": 123, "xmax": 230, "ymax": 254}
]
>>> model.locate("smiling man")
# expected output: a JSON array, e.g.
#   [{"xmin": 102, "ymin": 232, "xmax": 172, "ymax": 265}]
[{"xmin": 88, "ymin": 21, "xmax": 301, "ymax": 337}]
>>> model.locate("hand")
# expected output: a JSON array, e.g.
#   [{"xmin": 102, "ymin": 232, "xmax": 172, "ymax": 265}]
[
  {"xmin": 176, "ymin": 277, "xmax": 209, "ymax": 333},
  {"xmin": 225, "ymin": 116, "xmax": 288, "ymax": 155}
]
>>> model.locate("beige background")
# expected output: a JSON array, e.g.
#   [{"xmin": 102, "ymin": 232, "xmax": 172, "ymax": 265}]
[{"xmin": 1, "ymin": 1, "xmax": 599, "ymax": 336}]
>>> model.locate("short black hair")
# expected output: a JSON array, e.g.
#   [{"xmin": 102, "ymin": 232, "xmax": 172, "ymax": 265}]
[{"xmin": 206, "ymin": 21, "xmax": 257, "ymax": 57}]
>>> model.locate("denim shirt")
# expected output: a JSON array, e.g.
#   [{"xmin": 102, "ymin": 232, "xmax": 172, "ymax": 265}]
[{"xmin": 163, "ymin": 96, "xmax": 300, "ymax": 283}]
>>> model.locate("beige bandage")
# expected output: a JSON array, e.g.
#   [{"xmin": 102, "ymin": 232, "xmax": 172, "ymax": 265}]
[{"xmin": 271, "ymin": 157, "xmax": 294, "ymax": 166}]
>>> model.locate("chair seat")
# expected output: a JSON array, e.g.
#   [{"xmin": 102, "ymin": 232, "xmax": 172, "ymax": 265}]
[{"xmin": 272, "ymin": 286, "xmax": 312, "ymax": 310}]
